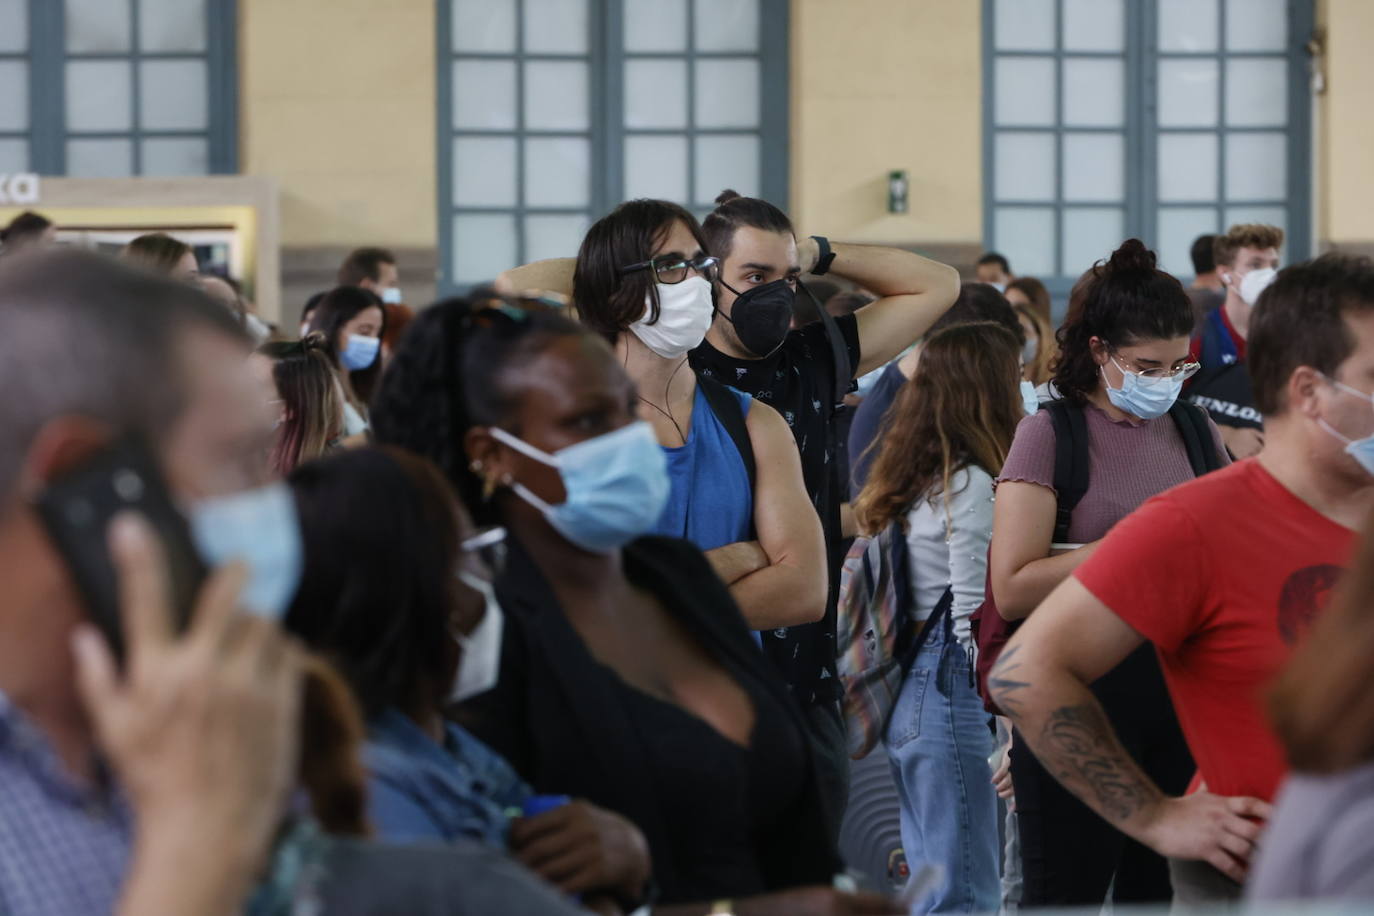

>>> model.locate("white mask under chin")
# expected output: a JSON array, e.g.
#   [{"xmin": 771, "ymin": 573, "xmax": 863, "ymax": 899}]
[
  {"xmin": 449, "ymin": 572, "xmax": 504, "ymax": 703},
  {"xmin": 628, "ymin": 275, "xmax": 714, "ymax": 359}
]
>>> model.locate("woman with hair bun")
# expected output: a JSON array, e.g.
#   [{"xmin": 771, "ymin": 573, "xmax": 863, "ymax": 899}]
[{"xmin": 987, "ymin": 239, "xmax": 1231, "ymax": 907}]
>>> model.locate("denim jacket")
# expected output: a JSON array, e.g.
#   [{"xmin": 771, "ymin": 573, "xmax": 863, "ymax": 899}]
[{"xmin": 363, "ymin": 708, "xmax": 531, "ymax": 849}]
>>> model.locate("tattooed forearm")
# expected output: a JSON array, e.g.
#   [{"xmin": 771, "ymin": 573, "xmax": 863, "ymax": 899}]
[
  {"xmin": 1039, "ymin": 704, "xmax": 1163, "ymax": 823},
  {"xmin": 988, "ymin": 645, "xmax": 1031, "ymax": 718}
]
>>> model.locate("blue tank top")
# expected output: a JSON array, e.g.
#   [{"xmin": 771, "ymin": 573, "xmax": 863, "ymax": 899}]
[{"xmin": 650, "ymin": 382, "xmax": 754, "ymax": 551}]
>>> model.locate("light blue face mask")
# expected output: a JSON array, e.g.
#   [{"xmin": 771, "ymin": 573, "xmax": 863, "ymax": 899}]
[
  {"xmin": 488, "ymin": 421, "xmax": 670, "ymax": 554},
  {"xmin": 1318, "ymin": 376, "xmax": 1374, "ymax": 476},
  {"xmin": 1020, "ymin": 379, "xmax": 1040, "ymax": 416},
  {"xmin": 1103, "ymin": 357, "xmax": 1184, "ymax": 420},
  {"xmin": 187, "ymin": 481, "xmax": 304, "ymax": 619},
  {"xmin": 340, "ymin": 334, "xmax": 380, "ymax": 371}
]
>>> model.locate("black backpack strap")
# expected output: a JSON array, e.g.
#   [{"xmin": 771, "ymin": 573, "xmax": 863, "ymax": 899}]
[
  {"xmin": 697, "ymin": 374, "xmax": 757, "ymax": 494},
  {"xmin": 799, "ymin": 278, "xmax": 854, "ymax": 407},
  {"xmin": 1168, "ymin": 400, "xmax": 1223, "ymax": 477},
  {"xmin": 1044, "ymin": 400, "xmax": 1090, "ymax": 545}
]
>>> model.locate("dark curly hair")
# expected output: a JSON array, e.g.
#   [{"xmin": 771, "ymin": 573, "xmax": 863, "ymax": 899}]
[
  {"xmin": 369, "ymin": 299, "xmax": 585, "ymax": 526},
  {"xmin": 1050, "ymin": 239, "xmax": 1193, "ymax": 405}
]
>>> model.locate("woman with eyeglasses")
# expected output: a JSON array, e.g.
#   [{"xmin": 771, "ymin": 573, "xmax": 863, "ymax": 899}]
[
  {"xmin": 569, "ymin": 199, "xmax": 827, "ymax": 636},
  {"xmin": 367, "ymin": 299, "xmax": 892, "ymax": 914},
  {"xmin": 987, "ymin": 239, "xmax": 1230, "ymax": 908}
]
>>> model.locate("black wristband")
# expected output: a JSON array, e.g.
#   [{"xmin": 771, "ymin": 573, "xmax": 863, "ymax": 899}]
[{"xmin": 810, "ymin": 235, "xmax": 836, "ymax": 276}]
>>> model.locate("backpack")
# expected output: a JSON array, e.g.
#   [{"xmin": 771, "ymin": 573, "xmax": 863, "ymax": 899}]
[
  {"xmin": 969, "ymin": 398, "xmax": 1223, "ymax": 715},
  {"xmin": 836, "ymin": 518, "xmax": 952, "ymax": 760}
]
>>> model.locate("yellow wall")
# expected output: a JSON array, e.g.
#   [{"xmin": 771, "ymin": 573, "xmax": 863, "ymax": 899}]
[
  {"xmin": 1319, "ymin": 0, "xmax": 1374, "ymax": 246},
  {"xmin": 239, "ymin": 0, "xmax": 437, "ymax": 248},
  {"xmin": 789, "ymin": 0, "xmax": 982, "ymax": 246}
]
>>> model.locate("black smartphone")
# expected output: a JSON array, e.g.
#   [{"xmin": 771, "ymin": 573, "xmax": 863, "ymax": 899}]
[{"xmin": 35, "ymin": 437, "xmax": 207, "ymax": 663}]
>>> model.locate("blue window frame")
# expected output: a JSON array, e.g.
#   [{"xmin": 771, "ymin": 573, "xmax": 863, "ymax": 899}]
[
  {"xmin": 983, "ymin": 0, "xmax": 1314, "ymax": 307},
  {"xmin": 0, "ymin": 0, "xmax": 237, "ymax": 178},
  {"xmin": 436, "ymin": 0, "xmax": 788, "ymax": 292}
]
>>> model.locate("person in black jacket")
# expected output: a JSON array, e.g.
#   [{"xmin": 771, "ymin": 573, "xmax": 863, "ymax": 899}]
[{"xmin": 369, "ymin": 298, "xmax": 860, "ymax": 910}]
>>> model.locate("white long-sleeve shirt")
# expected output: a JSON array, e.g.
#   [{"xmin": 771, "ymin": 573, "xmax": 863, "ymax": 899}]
[{"xmin": 903, "ymin": 466, "xmax": 995, "ymax": 652}]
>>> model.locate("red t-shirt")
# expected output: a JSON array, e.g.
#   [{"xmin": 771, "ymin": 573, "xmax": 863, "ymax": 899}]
[{"xmin": 1074, "ymin": 459, "xmax": 1356, "ymax": 802}]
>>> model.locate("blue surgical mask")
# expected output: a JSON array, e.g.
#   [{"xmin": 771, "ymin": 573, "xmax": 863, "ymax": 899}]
[
  {"xmin": 1020, "ymin": 380, "xmax": 1040, "ymax": 416},
  {"xmin": 340, "ymin": 334, "xmax": 380, "ymax": 371},
  {"xmin": 488, "ymin": 421, "xmax": 670, "ymax": 553},
  {"xmin": 1103, "ymin": 357, "xmax": 1183, "ymax": 420},
  {"xmin": 187, "ymin": 482, "xmax": 303, "ymax": 619},
  {"xmin": 1318, "ymin": 376, "xmax": 1374, "ymax": 476},
  {"xmin": 381, "ymin": 286, "xmax": 404, "ymax": 305}
]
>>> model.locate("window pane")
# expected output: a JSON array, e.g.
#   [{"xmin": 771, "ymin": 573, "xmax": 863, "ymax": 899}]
[
  {"xmin": 1156, "ymin": 207, "xmax": 1219, "ymax": 277},
  {"xmin": 1158, "ymin": 59, "xmax": 1218, "ymax": 127},
  {"xmin": 1062, "ymin": 208, "xmax": 1124, "ymax": 277},
  {"xmin": 525, "ymin": 214, "xmax": 589, "ymax": 263},
  {"xmin": 994, "ymin": 207, "xmax": 1055, "ymax": 277},
  {"xmin": 452, "ymin": 61, "xmax": 516, "ymax": 129},
  {"xmin": 1225, "ymin": 0, "xmax": 1286, "ymax": 51},
  {"xmin": 694, "ymin": 0, "xmax": 759, "ymax": 53},
  {"xmin": 67, "ymin": 61, "xmax": 133, "ymax": 131},
  {"xmin": 66, "ymin": 0, "xmax": 131, "ymax": 52},
  {"xmin": 1225, "ymin": 59, "xmax": 1287, "ymax": 127},
  {"xmin": 695, "ymin": 58, "xmax": 759, "ymax": 129},
  {"xmin": 0, "ymin": 61, "xmax": 27, "ymax": 130},
  {"xmin": 0, "ymin": 138, "xmax": 28, "ymax": 173},
  {"xmin": 452, "ymin": 0, "xmax": 516, "ymax": 52},
  {"xmin": 452, "ymin": 136, "xmax": 517, "ymax": 207},
  {"xmin": 994, "ymin": 132, "xmax": 1054, "ymax": 203},
  {"xmin": 1062, "ymin": 0, "xmax": 1123, "ymax": 52},
  {"xmin": 625, "ymin": 59, "xmax": 688, "ymax": 128},
  {"xmin": 453, "ymin": 213, "xmax": 517, "ymax": 286},
  {"xmin": 524, "ymin": 0, "xmax": 588, "ymax": 54},
  {"xmin": 1158, "ymin": 0, "xmax": 1218, "ymax": 52},
  {"xmin": 1063, "ymin": 59, "xmax": 1124, "ymax": 127},
  {"xmin": 524, "ymin": 61, "xmax": 588, "ymax": 130},
  {"xmin": 1062, "ymin": 133, "xmax": 1124, "ymax": 202},
  {"xmin": 1158, "ymin": 133, "xmax": 1219, "ymax": 201},
  {"xmin": 525, "ymin": 137, "xmax": 590, "ymax": 207},
  {"xmin": 695, "ymin": 134, "xmax": 758, "ymax": 206},
  {"xmin": 66, "ymin": 138, "xmax": 134, "ymax": 177},
  {"xmin": 140, "ymin": 60, "xmax": 209, "ymax": 131},
  {"xmin": 1224, "ymin": 206, "xmax": 1286, "ymax": 233},
  {"xmin": 625, "ymin": 135, "xmax": 688, "ymax": 203},
  {"xmin": 995, "ymin": 58, "xmax": 1055, "ymax": 127},
  {"xmin": 625, "ymin": 0, "xmax": 687, "ymax": 52},
  {"xmin": 141, "ymin": 137, "xmax": 209, "ymax": 175},
  {"xmin": 0, "ymin": 0, "xmax": 27, "ymax": 52},
  {"xmin": 1225, "ymin": 132, "xmax": 1286, "ymax": 201},
  {"xmin": 994, "ymin": 0, "xmax": 1054, "ymax": 51},
  {"xmin": 139, "ymin": 0, "xmax": 206, "ymax": 52}
]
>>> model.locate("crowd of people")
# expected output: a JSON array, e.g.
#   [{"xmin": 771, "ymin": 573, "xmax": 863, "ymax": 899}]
[{"xmin": 2, "ymin": 195, "xmax": 1374, "ymax": 916}]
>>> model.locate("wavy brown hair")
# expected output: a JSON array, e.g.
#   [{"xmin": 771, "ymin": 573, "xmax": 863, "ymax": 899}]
[
  {"xmin": 1014, "ymin": 303, "xmax": 1056, "ymax": 387},
  {"xmin": 259, "ymin": 334, "xmax": 342, "ymax": 475},
  {"xmin": 855, "ymin": 322, "xmax": 1023, "ymax": 536},
  {"xmin": 1270, "ymin": 508, "xmax": 1374, "ymax": 772}
]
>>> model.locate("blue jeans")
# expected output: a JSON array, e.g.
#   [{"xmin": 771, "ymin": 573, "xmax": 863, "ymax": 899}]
[{"xmin": 885, "ymin": 612, "xmax": 1000, "ymax": 914}]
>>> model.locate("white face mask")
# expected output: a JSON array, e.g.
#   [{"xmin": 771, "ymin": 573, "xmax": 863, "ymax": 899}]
[
  {"xmin": 1238, "ymin": 267, "xmax": 1277, "ymax": 307},
  {"xmin": 629, "ymin": 275, "xmax": 714, "ymax": 359},
  {"xmin": 449, "ymin": 571, "xmax": 504, "ymax": 703},
  {"xmin": 381, "ymin": 286, "xmax": 404, "ymax": 305}
]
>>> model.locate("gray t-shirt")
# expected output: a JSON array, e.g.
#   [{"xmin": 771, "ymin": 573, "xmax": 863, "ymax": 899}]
[
  {"xmin": 316, "ymin": 838, "xmax": 586, "ymax": 915},
  {"xmin": 1247, "ymin": 762, "xmax": 1374, "ymax": 903}
]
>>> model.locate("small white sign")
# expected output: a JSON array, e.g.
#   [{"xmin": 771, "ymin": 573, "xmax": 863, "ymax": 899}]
[{"xmin": 0, "ymin": 173, "xmax": 40, "ymax": 205}]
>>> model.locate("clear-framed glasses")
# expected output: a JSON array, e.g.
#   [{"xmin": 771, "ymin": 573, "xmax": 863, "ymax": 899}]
[
  {"xmin": 619, "ymin": 255, "xmax": 720, "ymax": 285},
  {"xmin": 1107, "ymin": 346, "xmax": 1201, "ymax": 383}
]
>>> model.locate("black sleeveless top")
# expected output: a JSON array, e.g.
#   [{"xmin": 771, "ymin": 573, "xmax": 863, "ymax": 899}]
[{"xmin": 459, "ymin": 535, "xmax": 838, "ymax": 905}]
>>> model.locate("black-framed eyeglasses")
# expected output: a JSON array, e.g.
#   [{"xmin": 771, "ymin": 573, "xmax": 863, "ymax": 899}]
[{"xmin": 620, "ymin": 255, "xmax": 720, "ymax": 285}]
